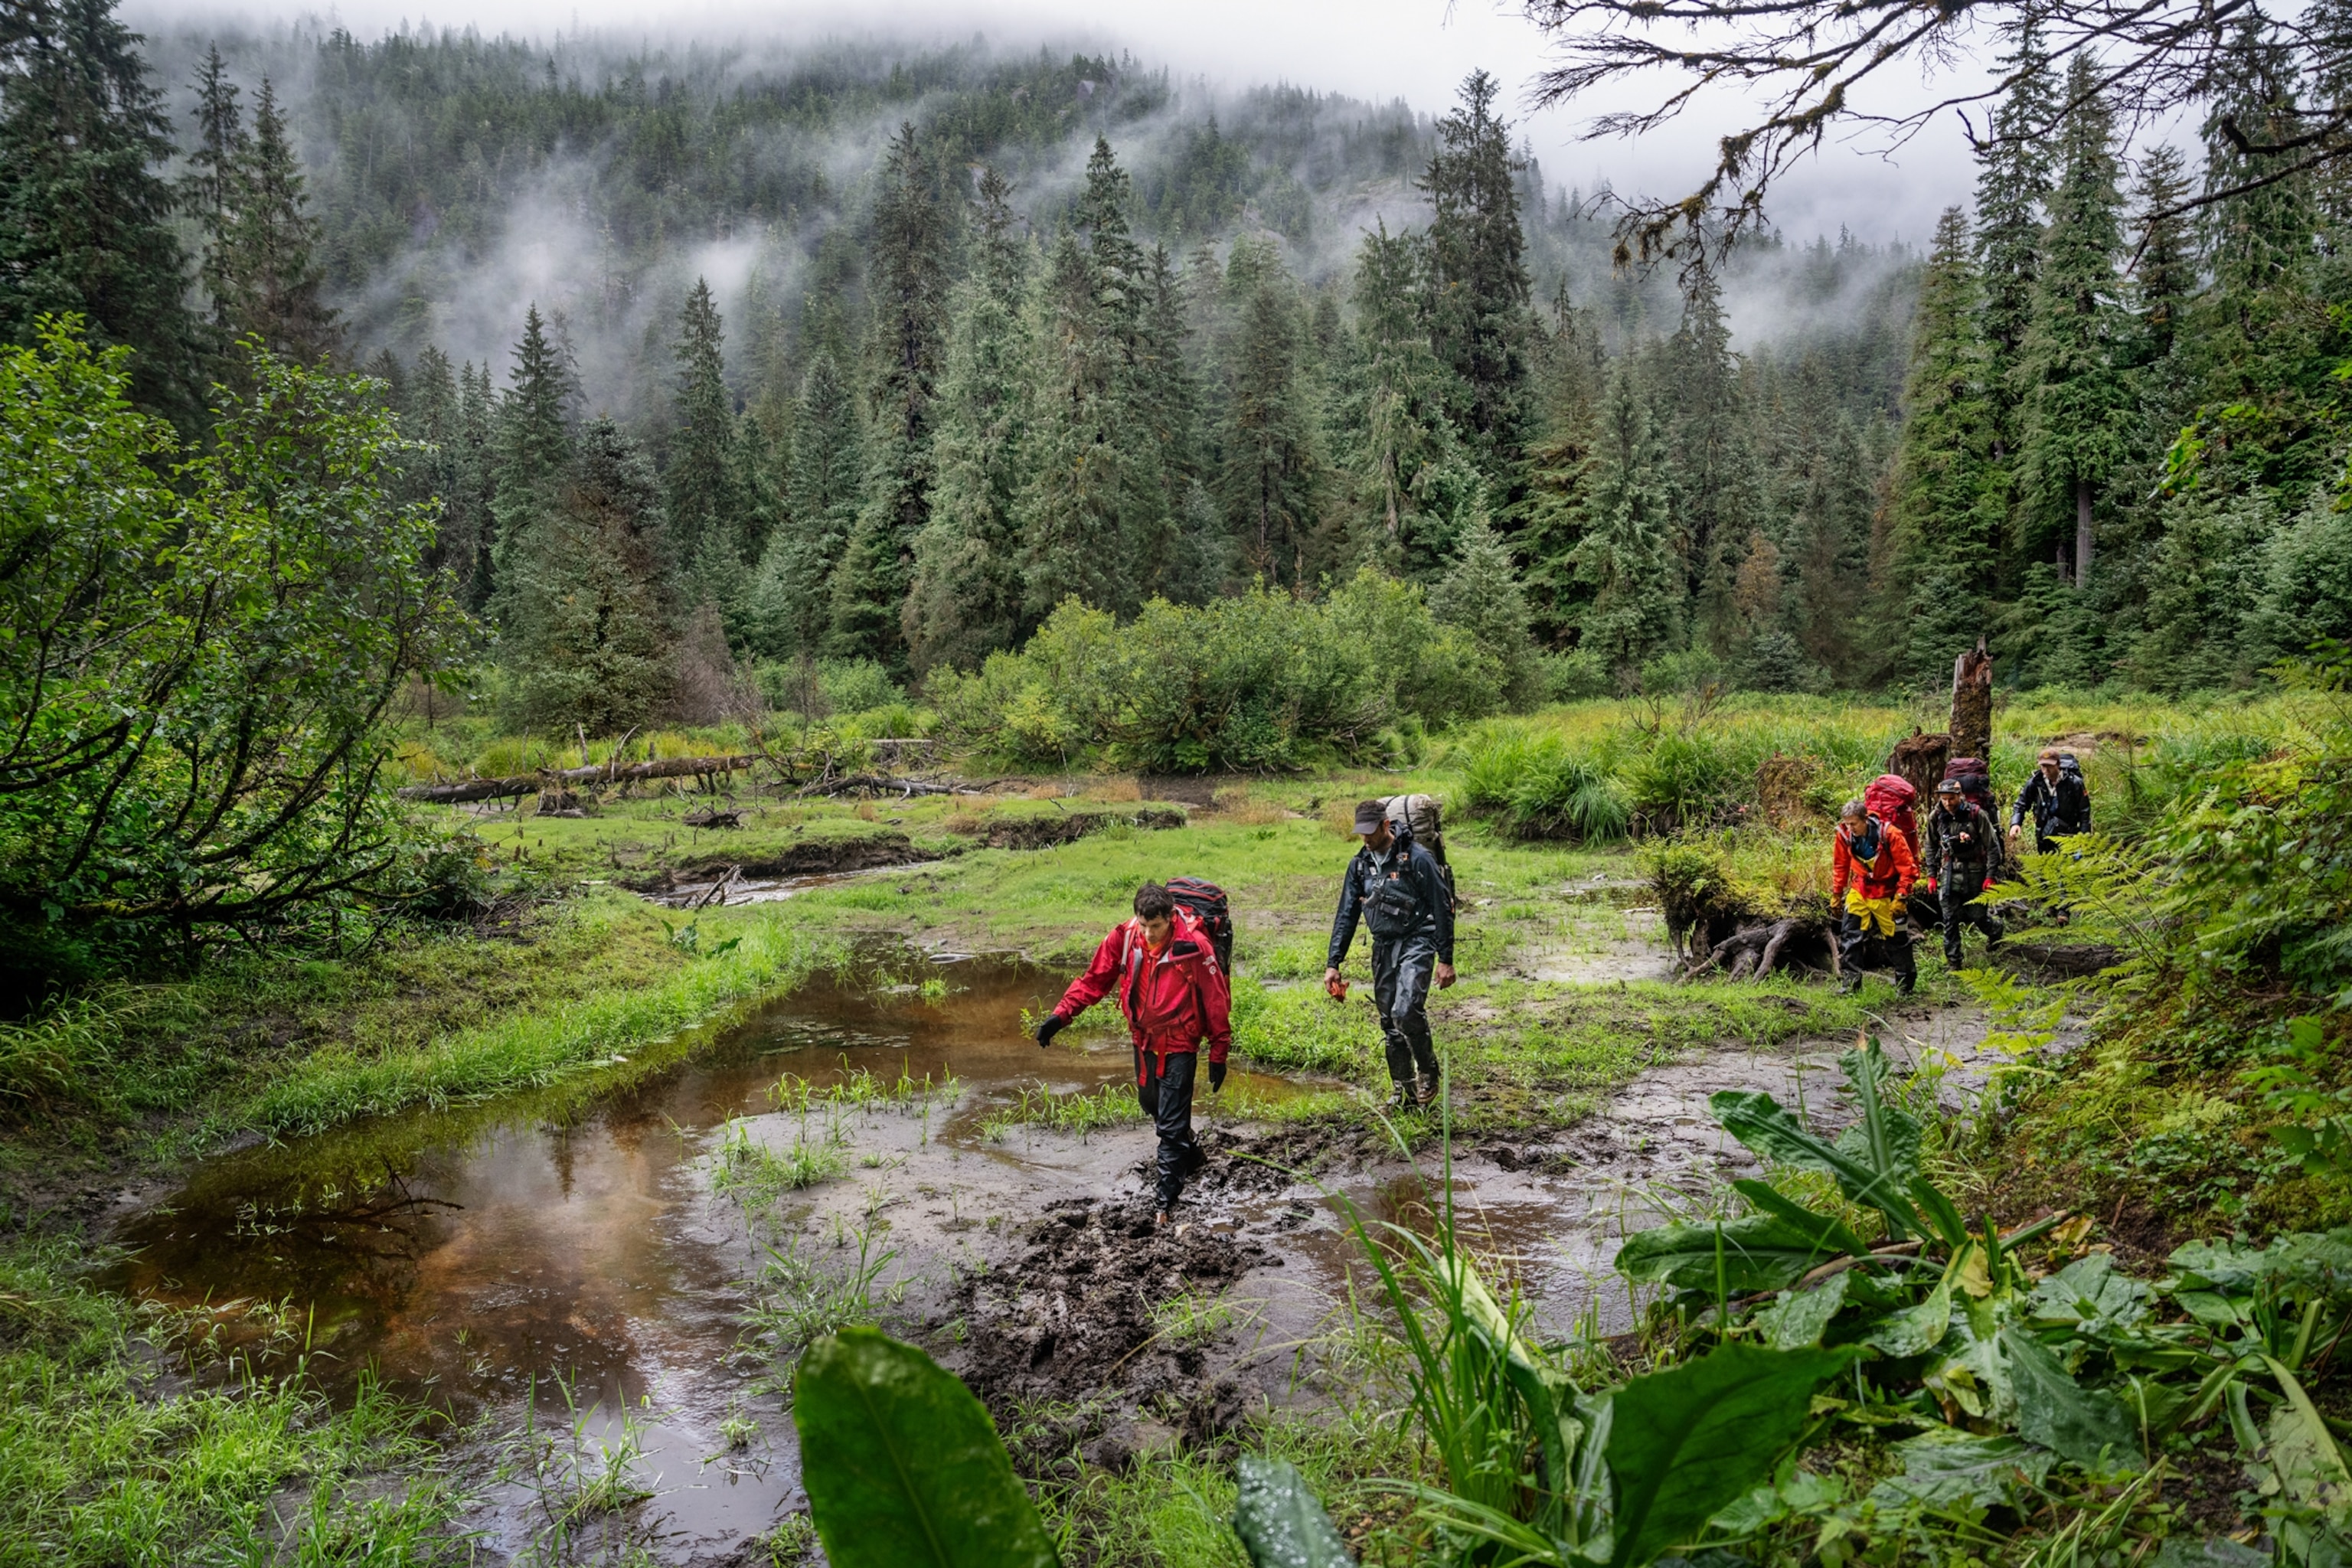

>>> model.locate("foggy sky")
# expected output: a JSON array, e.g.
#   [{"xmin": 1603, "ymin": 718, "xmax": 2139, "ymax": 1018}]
[{"xmin": 122, "ymin": 0, "xmax": 1998, "ymax": 250}]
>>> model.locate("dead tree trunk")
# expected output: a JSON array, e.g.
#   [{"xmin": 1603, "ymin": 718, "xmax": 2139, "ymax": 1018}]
[
  {"xmin": 1887, "ymin": 730, "xmax": 1950, "ymax": 802},
  {"xmin": 397, "ymin": 754, "xmax": 757, "ymax": 805},
  {"xmin": 1950, "ymin": 638, "xmax": 1994, "ymax": 766}
]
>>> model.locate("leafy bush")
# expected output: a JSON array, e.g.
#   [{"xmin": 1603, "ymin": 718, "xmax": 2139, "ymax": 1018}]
[
  {"xmin": 818, "ymin": 659, "xmax": 904, "ymax": 716},
  {"xmin": 929, "ymin": 571, "xmax": 1503, "ymax": 772},
  {"xmin": 1455, "ymin": 730, "xmax": 1630, "ymax": 841}
]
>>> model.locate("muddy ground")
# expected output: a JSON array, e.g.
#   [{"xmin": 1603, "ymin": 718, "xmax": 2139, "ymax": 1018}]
[{"xmin": 98, "ymin": 938, "xmax": 2027, "ymax": 1565}]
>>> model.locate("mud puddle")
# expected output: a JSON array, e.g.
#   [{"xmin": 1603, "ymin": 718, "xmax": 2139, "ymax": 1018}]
[{"xmin": 100, "ymin": 951, "xmax": 1332, "ymax": 1562}]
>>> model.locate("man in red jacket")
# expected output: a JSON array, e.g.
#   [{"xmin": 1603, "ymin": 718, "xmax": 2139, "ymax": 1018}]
[{"xmin": 1034, "ymin": 882, "xmax": 1233, "ymax": 1224}]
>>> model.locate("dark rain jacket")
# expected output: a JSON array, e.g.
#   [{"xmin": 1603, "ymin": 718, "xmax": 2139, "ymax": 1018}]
[
  {"xmin": 2011, "ymin": 768, "xmax": 2092, "ymax": 839},
  {"xmin": 1922, "ymin": 801, "xmax": 2000, "ymax": 883},
  {"xmin": 1328, "ymin": 833, "xmax": 1455, "ymax": 967}
]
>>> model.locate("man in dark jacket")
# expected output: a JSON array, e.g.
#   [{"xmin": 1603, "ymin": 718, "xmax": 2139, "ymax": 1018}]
[
  {"xmin": 2010, "ymin": 748, "xmax": 2092, "ymax": 853},
  {"xmin": 1036, "ymin": 882, "xmax": 1233, "ymax": 1225},
  {"xmin": 1922, "ymin": 778, "xmax": 2004, "ymax": 969},
  {"xmin": 1326, "ymin": 799, "xmax": 1456, "ymax": 1109}
]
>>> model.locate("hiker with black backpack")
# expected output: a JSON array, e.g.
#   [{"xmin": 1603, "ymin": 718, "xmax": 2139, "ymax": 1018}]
[
  {"xmin": 1034, "ymin": 882, "xmax": 1232, "ymax": 1227},
  {"xmin": 1326, "ymin": 799, "xmax": 1456, "ymax": 1110}
]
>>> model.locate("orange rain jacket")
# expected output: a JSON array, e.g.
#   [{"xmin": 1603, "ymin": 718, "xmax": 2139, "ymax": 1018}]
[{"xmin": 1831, "ymin": 815, "xmax": 1919, "ymax": 905}]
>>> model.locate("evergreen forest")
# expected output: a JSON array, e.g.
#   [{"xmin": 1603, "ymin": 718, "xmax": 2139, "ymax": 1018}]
[{"xmin": 15, "ymin": 5, "xmax": 2352, "ymax": 1566}]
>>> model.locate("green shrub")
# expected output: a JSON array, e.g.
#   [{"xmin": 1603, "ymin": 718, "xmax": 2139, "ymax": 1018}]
[
  {"xmin": 818, "ymin": 658, "xmax": 903, "ymax": 716},
  {"xmin": 929, "ymin": 571, "xmax": 1504, "ymax": 772}
]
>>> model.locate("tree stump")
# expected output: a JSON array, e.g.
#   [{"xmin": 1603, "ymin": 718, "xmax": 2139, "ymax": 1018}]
[
  {"xmin": 1950, "ymin": 637, "xmax": 1994, "ymax": 766},
  {"xmin": 1887, "ymin": 730, "xmax": 1951, "ymax": 802}
]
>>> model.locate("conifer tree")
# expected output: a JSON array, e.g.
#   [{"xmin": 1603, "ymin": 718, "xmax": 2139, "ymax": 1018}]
[
  {"xmin": 182, "ymin": 44, "xmax": 243, "ymax": 340},
  {"xmin": 1018, "ymin": 230, "xmax": 1135, "ymax": 619},
  {"xmin": 1135, "ymin": 242, "xmax": 1211, "ymax": 596},
  {"xmin": 489, "ymin": 304, "xmax": 577, "ymax": 617},
  {"xmin": 214, "ymin": 78, "xmax": 338, "ymax": 364},
  {"xmin": 1431, "ymin": 514, "xmax": 1540, "ymax": 706},
  {"xmin": 453, "ymin": 361, "xmax": 498, "ymax": 610},
  {"xmin": 906, "ymin": 168, "xmax": 1037, "ymax": 671},
  {"xmin": 1573, "ymin": 362, "xmax": 1679, "ymax": 674},
  {"xmin": 0, "ymin": 0, "xmax": 200, "ymax": 428},
  {"xmin": 502, "ymin": 417, "xmax": 675, "ymax": 733},
  {"xmin": 1346, "ymin": 221, "xmax": 1463, "ymax": 579},
  {"xmin": 2020, "ymin": 57, "xmax": 2130, "ymax": 587},
  {"xmin": 1214, "ymin": 237, "xmax": 1324, "ymax": 590},
  {"xmin": 1423, "ymin": 70, "xmax": 1531, "ymax": 485},
  {"xmin": 1973, "ymin": 15, "xmax": 2056, "ymax": 474},
  {"xmin": 667, "ymin": 278, "xmax": 744, "ymax": 601},
  {"xmin": 1661, "ymin": 272, "xmax": 1753, "ymax": 646},
  {"xmin": 747, "ymin": 350, "xmax": 861, "ymax": 656},
  {"xmin": 2129, "ymin": 145, "xmax": 2195, "ymax": 365},
  {"xmin": 831, "ymin": 122, "xmax": 955, "ymax": 666},
  {"xmin": 1888, "ymin": 207, "xmax": 2003, "ymax": 677}
]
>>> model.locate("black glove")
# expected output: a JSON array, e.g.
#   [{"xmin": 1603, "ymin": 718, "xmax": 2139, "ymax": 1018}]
[
  {"xmin": 1209, "ymin": 1060, "xmax": 1227, "ymax": 1093},
  {"xmin": 1034, "ymin": 1013, "xmax": 1066, "ymax": 1049}
]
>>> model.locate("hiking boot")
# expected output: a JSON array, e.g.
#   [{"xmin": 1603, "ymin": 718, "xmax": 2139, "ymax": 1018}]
[
  {"xmin": 1179, "ymin": 1142, "xmax": 1208, "ymax": 1178},
  {"xmin": 1387, "ymin": 1082, "xmax": 1415, "ymax": 1112},
  {"xmin": 1415, "ymin": 1073, "xmax": 1442, "ymax": 1109}
]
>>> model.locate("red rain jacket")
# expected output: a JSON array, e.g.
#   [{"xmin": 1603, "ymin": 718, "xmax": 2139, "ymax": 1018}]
[
  {"xmin": 1832, "ymin": 816, "xmax": 1919, "ymax": 904},
  {"xmin": 1053, "ymin": 907, "xmax": 1233, "ymax": 1071}
]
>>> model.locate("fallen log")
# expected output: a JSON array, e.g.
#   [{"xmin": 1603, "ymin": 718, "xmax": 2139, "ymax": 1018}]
[
  {"xmin": 397, "ymin": 754, "xmax": 758, "ymax": 804},
  {"xmin": 795, "ymin": 773, "xmax": 978, "ymax": 799}
]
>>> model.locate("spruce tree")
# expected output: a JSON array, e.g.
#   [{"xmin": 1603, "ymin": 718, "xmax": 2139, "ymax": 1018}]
[
  {"xmin": 2129, "ymin": 145, "xmax": 2195, "ymax": 365},
  {"xmin": 453, "ymin": 361, "xmax": 498, "ymax": 611},
  {"xmin": 1973, "ymin": 15, "xmax": 2056, "ymax": 485},
  {"xmin": 1573, "ymin": 362, "xmax": 1679, "ymax": 675},
  {"xmin": 1423, "ymin": 70, "xmax": 1531, "ymax": 485},
  {"xmin": 1661, "ymin": 272, "xmax": 1754, "ymax": 647},
  {"xmin": 182, "ymin": 43, "xmax": 243, "ymax": 341},
  {"xmin": 2020, "ymin": 57, "xmax": 2131, "ymax": 588},
  {"xmin": 747, "ymin": 350, "xmax": 860, "ymax": 657},
  {"xmin": 1430, "ymin": 514, "xmax": 1540, "ymax": 706},
  {"xmin": 0, "ymin": 0, "xmax": 200, "ymax": 428},
  {"xmin": 1135, "ymin": 242, "xmax": 1210, "ymax": 596},
  {"xmin": 831, "ymin": 122, "xmax": 953, "ymax": 666},
  {"xmin": 1885, "ymin": 208, "xmax": 2003, "ymax": 679},
  {"xmin": 1018, "ymin": 230, "xmax": 1134, "ymax": 619},
  {"xmin": 1214, "ymin": 237, "xmax": 1324, "ymax": 590},
  {"xmin": 502, "ymin": 417, "xmax": 675, "ymax": 733},
  {"xmin": 214, "ymin": 78, "xmax": 338, "ymax": 364},
  {"xmin": 489, "ymin": 304, "xmax": 577, "ymax": 619},
  {"xmin": 1346, "ymin": 221, "xmax": 1463, "ymax": 579},
  {"xmin": 667, "ymin": 277, "xmax": 744, "ymax": 601},
  {"xmin": 906, "ymin": 167, "xmax": 1037, "ymax": 671}
]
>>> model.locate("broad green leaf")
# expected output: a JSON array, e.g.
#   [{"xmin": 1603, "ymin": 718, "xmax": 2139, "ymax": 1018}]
[
  {"xmin": 1604, "ymin": 1342, "xmax": 1864, "ymax": 1568},
  {"xmin": 794, "ymin": 1328, "xmax": 1060, "ymax": 1568},
  {"xmin": 1615, "ymin": 1211, "xmax": 1854, "ymax": 1295},
  {"xmin": 2028, "ymin": 1253, "xmax": 2152, "ymax": 1336},
  {"xmin": 1708, "ymin": 1090, "xmax": 1919, "ymax": 1235},
  {"xmin": 2000, "ymin": 1327, "xmax": 2143, "ymax": 1472},
  {"xmin": 1834, "ymin": 1041, "xmax": 1922, "ymax": 1183},
  {"xmin": 1753, "ymin": 1271, "xmax": 1850, "ymax": 1350},
  {"xmin": 2168, "ymin": 1237, "xmax": 2274, "ymax": 1292},
  {"xmin": 1907, "ymin": 1178, "xmax": 1972, "ymax": 1253},
  {"xmin": 1232, "ymin": 1456, "xmax": 1357, "ymax": 1568},
  {"xmin": 1731, "ymin": 1179, "xmax": 1869, "ymax": 1255},
  {"xmin": 2259, "ymin": 1357, "xmax": 2352, "ymax": 1522},
  {"xmin": 1860, "ymin": 1282, "xmax": 1952, "ymax": 1357},
  {"xmin": 1926, "ymin": 1321, "xmax": 2014, "ymax": 1423},
  {"xmin": 1865, "ymin": 1428, "xmax": 2053, "ymax": 1514}
]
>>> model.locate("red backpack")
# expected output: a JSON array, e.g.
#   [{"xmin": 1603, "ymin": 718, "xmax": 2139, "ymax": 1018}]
[
  {"xmin": 1942, "ymin": 757, "xmax": 1996, "ymax": 821},
  {"xmin": 1864, "ymin": 773, "xmax": 1919, "ymax": 860},
  {"xmin": 1164, "ymin": 877, "xmax": 1234, "ymax": 975}
]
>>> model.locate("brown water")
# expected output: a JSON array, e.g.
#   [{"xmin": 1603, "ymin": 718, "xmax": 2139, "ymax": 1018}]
[{"xmin": 103, "ymin": 950, "xmax": 1327, "ymax": 1560}]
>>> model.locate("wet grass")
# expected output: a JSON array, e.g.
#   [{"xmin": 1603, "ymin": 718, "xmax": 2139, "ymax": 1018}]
[{"xmin": 0, "ymin": 1234, "xmax": 469, "ymax": 1568}]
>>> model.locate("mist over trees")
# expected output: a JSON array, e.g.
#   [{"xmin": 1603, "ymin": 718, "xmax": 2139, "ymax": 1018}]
[{"xmin": 11, "ymin": 2, "xmax": 2347, "ymax": 759}]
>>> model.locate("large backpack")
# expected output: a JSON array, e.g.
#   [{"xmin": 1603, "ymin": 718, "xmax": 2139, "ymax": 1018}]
[
  {"xmin": 1942, "ymin": 756, "xmax": 1997, "ymax": 821},
  {"xmin": 1864, "ymin": 773, "xmax": 1919, "ymax": 861},
  {"xmin": 1164, "ymin": 876, "xmax": 1234, "ymax": 975},
  {"xmin": 1384, "ymin": 794, "xmax": 1458, "ymax": 912}
]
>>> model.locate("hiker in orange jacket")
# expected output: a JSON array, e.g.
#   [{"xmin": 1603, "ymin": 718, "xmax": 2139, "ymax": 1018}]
[
  {"xmin": 1831, "ymin": 797, "xmax": 1918, "ymax": 993},
  {"xmin": 1034, "ymin": 882, "xmax": 1233, "ymax": 1224}
]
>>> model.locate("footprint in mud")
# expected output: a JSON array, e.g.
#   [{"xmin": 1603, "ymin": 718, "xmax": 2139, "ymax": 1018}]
[{"xmin": 949, "ymin": 1196, "xmax": 1272, "ymax": 1425}]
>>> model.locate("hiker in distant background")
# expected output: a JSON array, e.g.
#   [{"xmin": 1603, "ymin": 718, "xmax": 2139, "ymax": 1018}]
[
  {"xmin": 1035, "ymin": 881, "xmax": 1231, "ymax": 1227},
  {"xmin": 1832, "ymin": 797, "xmax": 1918, "ymax": 994},
  {"xmin": 2009, "ymin": 747, "xmax": 2092, "ymax": 927},
  {"xmin": 2010, "ymin": 749, "xmax": 2092, "ymax": 854},
  {"xmin": 1922, "ymin": 778, "xmax": 2004, "ymax": 969},
  {"xmin": 1326, "ymin": 799, "xmax": 1456, "ymax": 1109}
]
